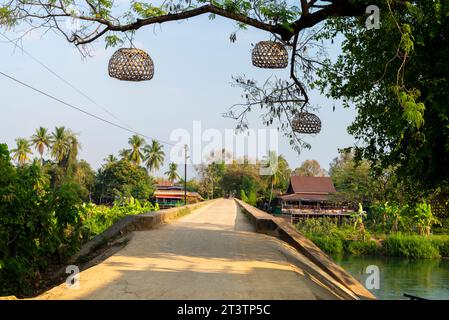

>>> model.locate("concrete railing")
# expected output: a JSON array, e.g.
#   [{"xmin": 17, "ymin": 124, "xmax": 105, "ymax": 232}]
[
  {"xmin": 235, "ymin": 198, "xmax": 376, "ymax": 300},
  {"xmin": 70, "ymin": 199, "xmax": 218, "ymax": 263}
]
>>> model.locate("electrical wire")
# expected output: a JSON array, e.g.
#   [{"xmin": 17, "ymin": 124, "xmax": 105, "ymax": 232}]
[
  {"xmin": 0, "ymin": 32, "xmax": 137, "ymax": 132},
  {"xmin": 0, "ymin": 70, "xmax": 176, "ymax": 147}
]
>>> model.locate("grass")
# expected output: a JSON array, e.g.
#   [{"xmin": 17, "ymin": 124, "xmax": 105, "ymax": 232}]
[
  {"xmin": 296, "ymin": 218, "xmax": 449, "ymax": 259},
  {"xmin": 383, "ymin": 234, "xmax": 441, "ymax": 259}
]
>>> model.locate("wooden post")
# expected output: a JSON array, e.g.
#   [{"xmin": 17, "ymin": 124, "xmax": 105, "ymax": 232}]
[{"xmin": 184, "ymin": 144, "xmax": 187, "ymax": 205}]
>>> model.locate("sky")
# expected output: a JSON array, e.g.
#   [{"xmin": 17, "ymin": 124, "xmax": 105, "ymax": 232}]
[{"xmin": 0, "ymin": 12, "xmax": 356, "ymax": 178}]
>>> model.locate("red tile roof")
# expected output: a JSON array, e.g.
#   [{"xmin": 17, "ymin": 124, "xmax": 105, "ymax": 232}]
[
  {"xmin": 154, "ymin": 190, "xmax": 204, "ymax": 200},
  {"xmin": 155, "ymin": 181, "xmax": 174, "ymax": 187},
  {"xmin": 279, "ymin": 193, "xmax": 330, "ymax": 201},
  {"xmin": 288, "ymin": 176, "xmax": 336, "ymax": 194}
]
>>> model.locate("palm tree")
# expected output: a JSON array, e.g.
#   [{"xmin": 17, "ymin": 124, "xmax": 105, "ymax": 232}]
[
  {"xmin": 50, "ymin": 126, "xmax": 70, "ymax": 163},
  {"xmin": 263, "ymin": 151, "xmax": 279, "ymax": 207},
  {"xmin": 165, "ymin": 162, "xmax": 180, "ymax": 182},
  {"xmin": 66, "ymin": 131, "xmax": 81, "ymax": 165},
  {"xmin": 50, "ymin": 126, "xmax": 80, "ymax": 167},
  {"xmin": 118, "ymin": 148, "xmax": 130, "ymax": 160},
  {"xmin": 30, "ymin": 127, "xmax": 51, "ymax": 163},
  {"xmin": 11, "ymin": 138, "xmax": 32, "ymax": 166},
  {"xmin": 104, "ymin": 154, "xmax": 118, "ymax": 165},
  {"xmin": 126, "ymin": 135, "xmax": 146, "ymax": 165},
  {"xmin": 143, "ymin": 140, "xmax": 165, "ymax": 174}
]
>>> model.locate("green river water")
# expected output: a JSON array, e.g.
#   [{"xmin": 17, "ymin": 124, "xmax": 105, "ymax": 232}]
[{"xmin": 332, "ymin": 255, "xmax": 449, "ymax": 300}]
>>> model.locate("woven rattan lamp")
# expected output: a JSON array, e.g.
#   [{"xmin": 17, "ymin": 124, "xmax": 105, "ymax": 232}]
[
  {"xmin": 252, "ymin": 41, "xmax": 288, "ymax": 69},
  {"xmin": 108, "ymin": 48, "xmax": 154, "ymax": 81},
  {"xmin": 292, "ymin": 112, "xmax": 322, "ymax": 134}
]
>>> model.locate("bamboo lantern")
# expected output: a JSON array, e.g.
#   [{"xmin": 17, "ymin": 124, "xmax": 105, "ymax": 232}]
[
  {"xmin": 108, "ymin": 48, "xmax": 154, "ymax": 81},
  {"xmin": 292, "ymin": 112, "xmax": 322, "ymax": 134},
  {"xmin": 252, "ymin": 41, "xmax": 288, "ymax": 69}
]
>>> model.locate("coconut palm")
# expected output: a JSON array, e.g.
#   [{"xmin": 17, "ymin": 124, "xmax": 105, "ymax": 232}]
[
  {"xmin": 30, "ymin": 127, "xmax": 51, "ymax": 163},
  {"xmin": 50, "ymin": 126, "xmax": 70, "ymax": 163},
  {"xmin": 263, "ymin": 151, "xmax": 280, "ymax": 207},
  {"xmin": 126, "ymin": 135, "xmax": 146, "ymax": 165},
  {"xmin": 104, "ymin": 154, "xmax": 118, "ymax": 165},
  {"xmin": 165, "ymin": 162, "xmax": 180, "ymax": 182},
  {"xmin": 143, "ymin": 140, "xmax": 165, "ymax": 174},
  {"xmin": 119, "ymin": 149, "xmax": 131, "ymax": 160},
  {"xmin": 11, "ymin": 138, "xmax": 32, "ymax": 166},
  {"xmin": 66, "ymin": 131, "xmax": 81, "ymax": 165},
  {"xmin": 50, "ymin": 126, "xmax": 80, "ymax": 167}
]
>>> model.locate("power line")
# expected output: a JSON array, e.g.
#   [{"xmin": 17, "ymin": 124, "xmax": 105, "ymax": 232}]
[
  {"xmin": 0, "ymin": 70, "xmax": 176, "ymax": 147},
  {"xmin": 0, "ymin": 32, "xmax": 136, "ymax": 131}
]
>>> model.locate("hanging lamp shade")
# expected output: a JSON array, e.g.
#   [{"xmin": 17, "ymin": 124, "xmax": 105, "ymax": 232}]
[
  {"xmin": 252, "ymin": 41, "xmax": 288, "ymax": 69},
  {"xmin": 108, "ymin": 48, "xmax": 154, "ymax": 81},
  {"xmin": 292, "ymin": 112, "xmax": 322, "ymax": 134}
]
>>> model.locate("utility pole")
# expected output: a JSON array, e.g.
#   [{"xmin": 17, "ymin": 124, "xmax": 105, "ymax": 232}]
[{"xmin": 184, "ymin": 144, "xmax": 188, "ymax": 205}]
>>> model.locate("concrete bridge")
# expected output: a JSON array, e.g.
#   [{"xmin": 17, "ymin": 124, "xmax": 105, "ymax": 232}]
[{"xmin": 36, "ymin": 199, "xmax": 374, "ymax": 300}]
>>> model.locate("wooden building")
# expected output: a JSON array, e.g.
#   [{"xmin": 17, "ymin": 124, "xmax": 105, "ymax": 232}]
[
  {"xmin": 277, "ymin": 176, "xmax": 351, "ymax": 222},
  {"xmin": 153, "ymin": 181, "xmax": 203, "ymax": 208}
]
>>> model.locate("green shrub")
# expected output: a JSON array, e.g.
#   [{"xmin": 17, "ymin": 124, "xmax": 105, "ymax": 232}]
[
  {"xmin": 345, "ymin": 240, "xmax": 379, "ymax": 256},
  {"xmin": 0, "ymin": 145, "xmax": 84, "ymax": 296},
  {"xmin": 309, "ymin": 235, "xmax": 344, "ymax": 255},
  {"xmin": 383, "ymin": 234, "xmax": 441, "ymax": 259},
  {"xmin": 80, "ymin": 197, "xmax": 158, "ymax": 240},
  {"xmin": 430, "ymin": 235, "xmax": 449, "ymax": 257}
]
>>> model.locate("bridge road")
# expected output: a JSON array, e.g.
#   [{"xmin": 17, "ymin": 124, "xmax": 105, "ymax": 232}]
[{"xmin": 37, "ymin": 198, "xmax": 353, "ymax": 300}]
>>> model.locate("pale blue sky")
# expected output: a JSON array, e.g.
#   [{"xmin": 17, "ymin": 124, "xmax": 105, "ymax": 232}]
[{"xmin": 0, "ymin": 14, "xmax": 356, "ymax": 178}]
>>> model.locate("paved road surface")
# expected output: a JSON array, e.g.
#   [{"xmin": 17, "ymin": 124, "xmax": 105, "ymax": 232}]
[{"xmin": 37, "ymin": 199, "xmax": 350, "ymax": 300}]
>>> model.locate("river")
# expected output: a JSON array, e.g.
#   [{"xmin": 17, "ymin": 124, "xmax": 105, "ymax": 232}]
[{"xmin": 332, "ymin": 255, "xmax": 449, "ymax": 300}]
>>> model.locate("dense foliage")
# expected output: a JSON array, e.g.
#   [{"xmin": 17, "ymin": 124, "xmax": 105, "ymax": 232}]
[
  {"xmin": 0, "ymin": 128, "xmax": 169, "ymax": 296},
  {"xmin": 94, "ymin": 159, "xmax": 155, "ymax": 204},
  {"xmin": 0, "ymin": 141, "xmax": 159, "ymax": 296},
  {"xmin": 195, "ymin": 151, "xmax": 291, "ymax": 206},
  {"xmin": 0, "ymin": 144, "xmax": 84, "ymax": 295},
  {"xmin": 317, "ymin": 0, "xmax": 449, "ymax": 197},
  {"xmin": 296, "ymin": 200, "xmax": 447, "ymax": 259}
]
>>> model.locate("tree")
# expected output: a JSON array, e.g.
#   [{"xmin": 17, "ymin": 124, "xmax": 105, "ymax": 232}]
[
  {"xmin": 11, "ymin": 138, "xmax": 32, "ymax": 166},
  {"xmin": 413, "ymin": 202, "xmax": 440, "ymax": 236},
  {"xmin": 143, "ymin": 140, "xmax": 165, "ymax": 174},
  {"xmin": 329, "ymin": 150, "xmax": 379, "ymax": 207},
  {"xmin": 220, "ymin": 160, "xmax": 265, "ymax": 201},
  {"xmin": 94, "ymin": 159, "xmax": 154, "ymax": 203},
  {"xmin": 0, "ymin": 1, "xmax": 376, "ymax": 153},
  {"xmin": 165, "ymin": 162, "xmax": 180, "ymax": 183},
  {"xmin": 49, "ymin": 126, "xmax": 81, "ymax": 181},
  {"xmin": 316, "ymin": 0, "xmax": 449, "ymax": 197},
  {"xmin": 73, "ymin": 160, "xmax": 96, "ymax": 201},
  {"xmin": 30, "ymin": 127, "xmax": 51, "ymax": 163},
  {"xmin": 293, "ymin": 160, "xmax": 326, "ymax": 177},
  {"xmin": 5, "ymin": 1, "xmax": 444, "ymax": 199},
  {"xmin": 0, "ymin": 144, "xmax": 83, "ymax": 296},
  {"xmin": 118, "ymin": 149, "xmax": 130, "ymax": 160},
  {"xmin": 262, "ymin": 151, "xmax": 291, "ymax": 206},
  {"xmin": 50, "ymin": 126, "xmax": 69, "ymax": 163},
  {"xmin": 126, "ymin": 135, "xmax": 145, "ymax": 166},
  {"xmin": 2, "ymin": 1, "xmax": 371, "ymax": 47},
  {"xmin": 195, "ymin": 150, "xmax": 229, "ymax": 199},
  {"xmin": 104, "ymin": 154, "xmax": 118, "ymax": 166}
]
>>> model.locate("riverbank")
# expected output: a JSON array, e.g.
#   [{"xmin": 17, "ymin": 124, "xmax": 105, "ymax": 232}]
[{"xmin": 295, "ymin": 219, "xmax": 449, "ymax": 259}]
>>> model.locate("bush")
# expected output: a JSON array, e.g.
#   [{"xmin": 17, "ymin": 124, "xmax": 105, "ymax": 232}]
[
  {"xmin": 345, "ymin": 240, "xmax": 379, "ymax": 256},
  {"xmin": 0, "ymin": 145, "xmax": 84, "ymax": 296},
  {"xmin": 383, "ymin": 234, "xmax": 441, "ymax": 259},
  {"xmin": 308, "ymin": 235, "xmax": 344, "ymax": 255},
  {"xmin": 80, "ymin": 197, "xmax": 159, "ymax": 240},
  {"xmin": 430, "ymin": 235, "xmax": 449, "ymax": 257}
]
